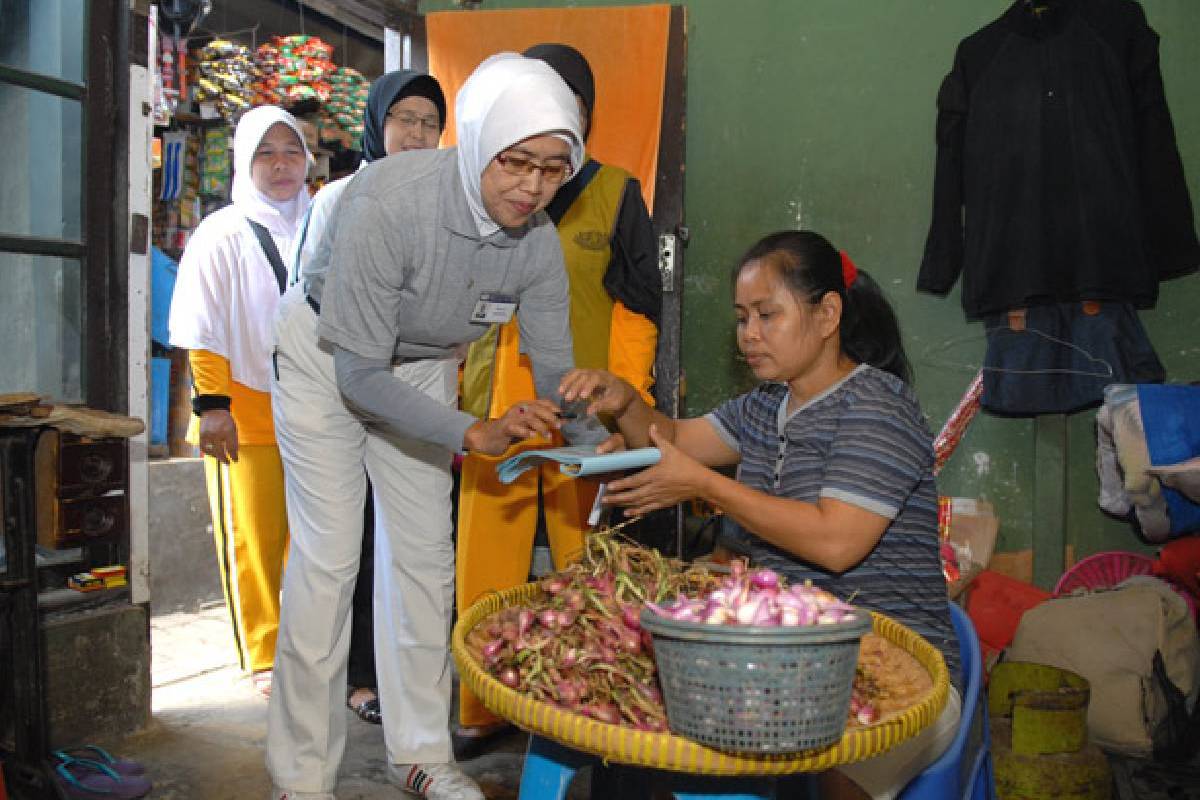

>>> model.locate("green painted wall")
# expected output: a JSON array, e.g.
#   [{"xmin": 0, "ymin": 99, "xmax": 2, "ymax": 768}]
[{"xmin": 422, "ymin": 0, "xmax": 1200, "ymax": 578}]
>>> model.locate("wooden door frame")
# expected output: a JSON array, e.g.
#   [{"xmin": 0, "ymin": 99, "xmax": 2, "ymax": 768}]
[{"xmin": 651, "ymin": 5, "xmax": 687, "ymax": 419}]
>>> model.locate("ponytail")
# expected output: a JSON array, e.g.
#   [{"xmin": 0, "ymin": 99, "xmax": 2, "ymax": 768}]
[
  {"xmin": 734, "ymin": 230, "xmax": 912, "ymax": 384},
  {"xmin": 841, "ymin": 269, "xmax": 911, "ymax": 384}
]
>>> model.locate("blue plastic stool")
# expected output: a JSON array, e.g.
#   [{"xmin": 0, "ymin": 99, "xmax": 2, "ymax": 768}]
[
  {"xmin": 516, "ymin": 604, "xmax": 991, "ymax": 800},
  {"xmin": 518, "ymin": 734, "xmax": 802, "ymax": 799},
  {"xmin": 897, "ymin": 603, "xmax": 996, "ymax": 800}
]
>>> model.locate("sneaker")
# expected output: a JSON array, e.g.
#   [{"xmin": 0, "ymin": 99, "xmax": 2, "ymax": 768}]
[{"xmin": 395, "ymin": 762, "xmax": 485, "ymax": 800}]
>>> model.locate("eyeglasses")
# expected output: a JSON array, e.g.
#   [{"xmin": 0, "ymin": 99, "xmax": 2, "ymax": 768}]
[
  {"xmin": 494, "ymin": 152, "xmax": 572, "ymax": 185},
  {"xmin": 386, "ymin": 111, "xmax": 440, "ymax": 134}
]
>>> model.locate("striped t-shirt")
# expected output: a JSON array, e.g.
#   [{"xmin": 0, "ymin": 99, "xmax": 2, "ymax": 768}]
[{"xmin": 709, "ymin": 364, "xmax": 961, "ymax": 687}]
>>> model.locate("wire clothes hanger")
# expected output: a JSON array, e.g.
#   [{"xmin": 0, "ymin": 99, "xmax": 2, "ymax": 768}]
[{"xmin": 917, "ymin": 325, "xmax": 1115, "ymax": 380}]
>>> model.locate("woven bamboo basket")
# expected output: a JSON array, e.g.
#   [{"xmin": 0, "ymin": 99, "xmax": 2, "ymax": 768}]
[{"xmin": 451, "ymin": 582, "xmax": 950, "ymax": 776}]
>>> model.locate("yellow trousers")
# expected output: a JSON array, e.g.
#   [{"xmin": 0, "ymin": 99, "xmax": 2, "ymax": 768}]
[
  {"xmin": 456, "ymin": 440, "xmax": 599, "ymax": 727},
  {"xmin": 203, "ymin": 444, "xmax": 289, "ymax": 673}
]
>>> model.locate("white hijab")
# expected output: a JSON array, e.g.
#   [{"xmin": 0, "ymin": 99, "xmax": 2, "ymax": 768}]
[
  {"xmin": 455, "ymin": 53, "xmax": 584, "ymax": 237},
  {"xmin": 231, "ymin": 105, "xmax": 312, "ymax": 234}
]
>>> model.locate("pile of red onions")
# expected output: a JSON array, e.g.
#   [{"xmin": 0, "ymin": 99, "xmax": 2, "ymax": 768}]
[
  {"xmin": 645, "ymin": 560, "xmax": 859, "ymax": 628},
  {"xmin": 467, "ymin": 526, "xmax": 717, "ymax": 731}
]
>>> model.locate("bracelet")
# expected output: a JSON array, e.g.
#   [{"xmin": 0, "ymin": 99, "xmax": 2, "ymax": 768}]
[{"xmin": 192, "ymin": 394, "xmax": 232, "ymax": 417}]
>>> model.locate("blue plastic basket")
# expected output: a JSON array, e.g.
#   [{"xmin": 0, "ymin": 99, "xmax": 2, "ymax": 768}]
[{"xmin": 641, "ymin": 609, "xmax": 871, "ymax": 754}]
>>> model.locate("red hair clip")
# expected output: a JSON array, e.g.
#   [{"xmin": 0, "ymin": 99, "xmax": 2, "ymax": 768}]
[{"xmin": 839, "ymin": 250, "xmax": 858, "ymax": 289}]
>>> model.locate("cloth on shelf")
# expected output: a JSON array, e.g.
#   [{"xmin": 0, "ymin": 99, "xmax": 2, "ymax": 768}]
[
  {"xmin": 980, "ymin": 301, "xmax": 1164, "ymax": 415},
  {"xmin": 1096, "ymin": 384, "xmax": 1200, "ymax": 542}
]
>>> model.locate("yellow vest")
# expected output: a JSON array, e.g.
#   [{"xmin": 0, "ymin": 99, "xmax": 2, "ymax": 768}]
[{"xmin": 462, "ymin": 163, "xmax": 630, "ymax": 420}]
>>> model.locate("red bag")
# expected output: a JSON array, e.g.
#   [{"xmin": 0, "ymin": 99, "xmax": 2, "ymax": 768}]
[{"xmin": 965, "ymin": 569, "xmax": 1051, "ymax": 661}]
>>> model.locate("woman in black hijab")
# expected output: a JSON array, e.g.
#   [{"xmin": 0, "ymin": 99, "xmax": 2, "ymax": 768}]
[
  {"xmin": 360, "ymin": 69, "xmax": 447, "ymax": 163},
  {"xmin": 284, "ymin": 69, "xmax": 447, "ymax": 726}
]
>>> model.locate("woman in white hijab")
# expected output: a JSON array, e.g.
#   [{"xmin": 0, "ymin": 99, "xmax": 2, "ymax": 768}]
[
  {"xmin": 267, "ymin": 54, "xmax": 605, "ymax": 800},
  {"xmin": 168, "ymin": 106, "xmax": 311, "ymax": 693}
]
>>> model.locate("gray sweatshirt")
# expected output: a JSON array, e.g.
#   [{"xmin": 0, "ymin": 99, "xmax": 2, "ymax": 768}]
[{"xmin": 308, "ymin": 148, "xmax": 605, "ymax": 451}]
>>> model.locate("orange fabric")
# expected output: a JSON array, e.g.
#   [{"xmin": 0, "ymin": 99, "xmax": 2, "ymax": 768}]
[
  {"xmin": 427, "ymin": 5, "xmax": 670, "ymax": 212},
  {"xmin": 609, "ymin": 301, "xmax": 658, "ymax": 406},
  {"xmin": 487, "ymin": 319, "xmax": 535, "ymax": 421},
  {"xmin": 187, "ymin": 349, "xmax": 276, "ymax": 446},
  {"xmin": 456, "ymin": 440, "xmax": 597, "ymax": 727},
  {"xmin": 189, "ymin": 347, "xmax": 232, "ymax": 397}
]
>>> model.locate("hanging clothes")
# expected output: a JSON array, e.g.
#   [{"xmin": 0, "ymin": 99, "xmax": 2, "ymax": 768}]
[
  {"xmin": 918, "ymin": 0, "xmax": 1199, "ymax": 319},
  {"xmin": 980, "ymin": 301, "xmax": 1164, "ymax": 415}
]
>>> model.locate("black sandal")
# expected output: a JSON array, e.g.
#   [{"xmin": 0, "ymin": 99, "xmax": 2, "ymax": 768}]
[
  {"xmin": 451, "ymin": 722, "xmax": 518, "ymax": 760},
  {"xmin": 346, "ymin": 688, "xmax": 382, "ymax": 725}
]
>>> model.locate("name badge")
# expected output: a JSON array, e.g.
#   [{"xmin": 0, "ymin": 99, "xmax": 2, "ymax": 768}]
[{"xmin": 470, "ymin": 292, "xmax": 518, "ymax": 324}]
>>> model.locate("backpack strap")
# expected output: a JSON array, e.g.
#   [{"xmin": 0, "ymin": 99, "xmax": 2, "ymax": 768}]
[
  {"xmin": 288, "ymin": 206, "xmax": 314, "ymax": 288},
  {"xmin": 246, "ymin": 218, "xmax": 287, "ymax": 295},
  {"xmin": 545, "ymin": 159, "xmax": 602, "ymax": 225}
]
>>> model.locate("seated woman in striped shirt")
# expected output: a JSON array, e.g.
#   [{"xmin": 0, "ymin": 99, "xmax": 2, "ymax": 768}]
[{"xmin": 559, "ymin": 230, "xmax": 958, "ymax": 800}]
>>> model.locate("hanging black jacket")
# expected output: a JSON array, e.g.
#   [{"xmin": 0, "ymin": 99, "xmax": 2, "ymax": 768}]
[{"xmin": 917, "ymin": 0, "xmax": 1199, "ymax": 319}]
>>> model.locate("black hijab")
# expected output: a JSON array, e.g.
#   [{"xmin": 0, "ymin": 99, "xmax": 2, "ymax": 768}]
[
  {"xmin": 522, "ymin": 43, "xmax": 595, "ymax": 140},
  {"xmin": 361, "ymin": 69, "xmax": 447, "ymax": 163}
]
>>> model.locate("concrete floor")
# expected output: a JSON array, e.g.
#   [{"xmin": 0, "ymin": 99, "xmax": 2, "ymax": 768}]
[
  {"xmin": 95, "ymin": 604, "xmax": 585, "ymax": 800},
  {"xmin": 100, "ymin": 458, "xmax": 579, "ymax": 799}
]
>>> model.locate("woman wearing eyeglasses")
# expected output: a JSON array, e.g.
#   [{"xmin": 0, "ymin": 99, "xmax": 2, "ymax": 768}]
[
  {"xmin": 284, "ymin": 69, "xmax": 447, "ymax": 730},
  {"xmin": 453, "ymin": 43, "xmax": 663, "ymax": 756},
  {"xmin": 267, "ymin": 54, "xmax": 606, "ymax": 800}
]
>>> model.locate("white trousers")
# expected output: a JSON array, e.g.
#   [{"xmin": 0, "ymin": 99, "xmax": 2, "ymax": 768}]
[
  {"xmin": 838, "ymin": 685, "xmax": 963, "ymax": 799},
  {"xmin": 267, "ymin": 286, "xmax": 458, "ymax": 797}
]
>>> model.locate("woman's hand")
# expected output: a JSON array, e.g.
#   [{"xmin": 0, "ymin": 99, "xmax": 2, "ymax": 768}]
[
  {"xmin": 603, "ymin": 424, "xmax": 710, "ymax": 517},
  {"xmin": 463, "ymin": 398, "xmax": 561, "ymax": 456},
  {"xmin": 199, "ymin": 410, "xmax": 239, "ymax": 463},
  {"xmin": 595, "ymin": 432, "xmax": 626, "ymax": 455},
  {"xmin": 559, "ymin": 369, "xmax": 637, "ymax": 419}
]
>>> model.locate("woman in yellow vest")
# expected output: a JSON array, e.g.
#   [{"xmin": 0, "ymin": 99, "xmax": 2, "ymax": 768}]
[{"xmin": 454, "ymin": 43, "xmax": 663, "ymax": 752}]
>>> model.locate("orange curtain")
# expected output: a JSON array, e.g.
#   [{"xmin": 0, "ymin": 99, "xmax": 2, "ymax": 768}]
[{"xmin": 427, "ymin": 5, "xmax": 670, "ymax": 212}]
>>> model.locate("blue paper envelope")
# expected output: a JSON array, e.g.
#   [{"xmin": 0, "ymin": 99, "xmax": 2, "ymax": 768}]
[{"xmin": 496, "ymin": 446, "xmax": 661, "ymax": 485}]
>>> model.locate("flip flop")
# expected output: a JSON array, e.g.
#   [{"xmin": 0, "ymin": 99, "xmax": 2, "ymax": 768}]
[
  {"xmin": 53, "ymin": 757, "xmax": 152, "ymax": 799},
  {"xmin": 55, "ymin": 747, "xmax": 145, "ymax": 777},
  {"xmin": 346, "ymin": 688, "xmax": 382, "ymax": 725}
]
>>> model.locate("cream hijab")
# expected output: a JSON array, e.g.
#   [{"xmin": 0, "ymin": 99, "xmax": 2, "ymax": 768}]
[
  {"xmin": 455, "ymin": 53, "xmax": 584, "ymax": 237},
  {"xmin": 231, "ymin": 105, "xmax": 312, "ymax": 234}
]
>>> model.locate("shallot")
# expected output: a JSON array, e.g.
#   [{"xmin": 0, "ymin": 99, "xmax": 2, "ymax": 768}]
[
  {"xmin": 646, "ymin": 562, "xmax": 858, "ymax": 628},
  {"xmin": 466, "ymin": 524, "xmax": 717, "ymax": 731}
]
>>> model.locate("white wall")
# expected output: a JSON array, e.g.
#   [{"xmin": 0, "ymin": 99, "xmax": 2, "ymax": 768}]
[{"xmin": 128, "ymin": 61, "xmax": 153, "ymax": 605}]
